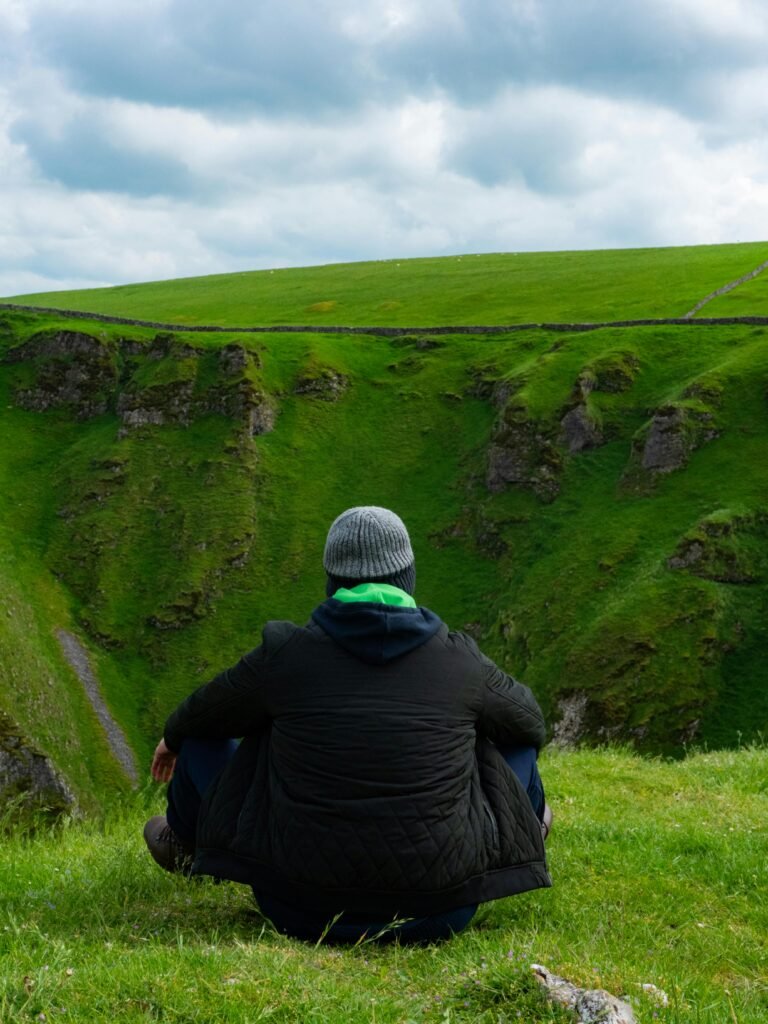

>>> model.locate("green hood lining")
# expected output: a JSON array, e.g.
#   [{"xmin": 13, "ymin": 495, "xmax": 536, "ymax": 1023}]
[{"xmin": 331, "ymin": 582, "xmax": 417, "ymax": 609}]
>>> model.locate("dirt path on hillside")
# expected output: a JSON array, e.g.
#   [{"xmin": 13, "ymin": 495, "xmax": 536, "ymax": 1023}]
[
  {"xmin": 56, "ymin": 629, "xmax": 139, "ymax": 785},
  {"xmin": 683, "ymin": 257, "xmax": 768, "ymax": 318}
]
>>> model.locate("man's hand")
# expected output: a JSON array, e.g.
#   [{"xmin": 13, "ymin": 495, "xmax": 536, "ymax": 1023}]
[{"xmin": 151, "ymin": 738, "xmax": 178, "ymax": 783}]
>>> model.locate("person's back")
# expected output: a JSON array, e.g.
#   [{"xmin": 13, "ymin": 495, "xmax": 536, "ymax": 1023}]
[{"xmin": 145, "ymin": 507, "xmax": 552, "ymax": 942}]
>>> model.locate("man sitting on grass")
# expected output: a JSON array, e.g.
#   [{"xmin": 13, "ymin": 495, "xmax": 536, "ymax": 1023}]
[{"xmin": 145, "ymin": 505, "xmax": 552, "ymax": 942}]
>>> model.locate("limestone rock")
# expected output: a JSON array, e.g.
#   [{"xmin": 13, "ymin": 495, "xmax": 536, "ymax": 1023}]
[
  {"xmin": 0, "ymin": 709, "xmax": 76, "ymax": 819},
  {"xmin": 559, "ymin": 404, "xmax": 604, "ymax": 453},
  {"xmin": 531, "ymin": 964, "xmax": 637, "ymax": 1023},
  {"xmin": 7, "ymin": 328, "xmax": 276, "ymax": 439},
  {"xmin": 218, "ymin": 343, "xmax": 261, "ymax": 375},
  {"xmin": 294, "ymin": 367, "xmax": 349, "ymax": 400},
  {"xmin": 117, "ymin": 378, "xmax": 196, "ymax": 433},
  {"xmin": 487, "ymin": 400, "xmax": 561, "ymax": 500},
  {"xmin": 206, "ymin": 379, "xmax": 276, "ymax": 436},
  {"xmin": 5, "ymin": 329, "xmax": 110, "ymax": 363},
  {"xmin": 245, "ymin": 399, "xmax": 276, "ymax": 436},
  {"xmin": 146, "ymin": 333, "xmax": 199, "ymax": 361},
  {"xmin": 147, "ymin": 589, "xmax": 210, "ymax": 630},
  {"xmin": 466, "ymin": 366, "xmax": 526, "ymax": 408},
  {"xmin": 641, "ymin": 405, "xmax": 690, "ymax": 472},
  {"xmin": 636, "ymin": 403, "xmax": 719, "ymax": 475},
  {"xmin": 6, "ymin": 330, "xmax": 118, "ymax": 419},
  {"xmin": 552, "ymin": 693, "xmax": 590, "ymax": 747}
]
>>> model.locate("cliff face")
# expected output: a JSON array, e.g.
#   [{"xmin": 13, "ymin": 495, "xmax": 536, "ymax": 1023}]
[{"xmin": 5, "ymin": 330, "xmax": 276, "ymax": 440}]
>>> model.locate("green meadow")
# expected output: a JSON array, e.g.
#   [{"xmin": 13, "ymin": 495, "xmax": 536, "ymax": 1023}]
[
  {"xmin": 1, "ymin": 241, "xmax": 767, "ymax": 1021},
  {"xmin": 1, "ymin": 747, "xmax": 766, "ymax": 1023},
  {"xmin": 6, "ymin": 241, "xmax": 768, "ymax": 325}
]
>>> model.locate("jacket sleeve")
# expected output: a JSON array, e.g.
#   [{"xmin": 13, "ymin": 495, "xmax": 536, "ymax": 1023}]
[
  {"xmin": 472, "ymin": 643, "xmax": 547, "ymax": 750},
  {"xmin": 163, "ymin": 644, "xmax": 271, "ymax": 752}
]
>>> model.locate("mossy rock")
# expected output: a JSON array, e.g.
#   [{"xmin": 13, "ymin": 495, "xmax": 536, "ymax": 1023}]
[
  {"xmin": 668, "ymin": 508, "xmax": 768, "ymax": 583},
  {"xmin": 293, "ymin": 363, "xmax": 349, "ymax": 399},
  {"xmin": 587, "ymin": 350, "xmax": 640, "ymax": 393},
  {"xmin": 0, "ymin": 709, "xmax": 76, "ymax": 824},
  {"xmin": 682, "ymin": 372, "xmax": 724, "ymax": 406},
  {"xmin": 487, "ymin": 397, "xmax": 562, "ymax": 500},
  {"xmin": 624, "ymin": 398, "xmax": 720, "ymax": 482},
  {"xmin": 5, "ymin": 330, "xmax": 119, "ymax": 419}
]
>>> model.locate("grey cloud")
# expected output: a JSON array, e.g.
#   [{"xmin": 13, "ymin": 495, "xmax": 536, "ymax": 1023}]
[
  {"xmin": 33, "ymin": 0, "xmax": 382, "ymax": 116},
  {"xmin": 11, "ymin": 113, "xmax": 199, "ymax": 197},
  {"xmin": 27, "ymin": 0, "xmax": 768, "ymax": 125},
  {"xmin": 447, "ymin": 102, "xmax": 591, "ymax": 193},
  {"xmin": 385, "ymin": 0, "xmax": 766, "ymax": 119}
]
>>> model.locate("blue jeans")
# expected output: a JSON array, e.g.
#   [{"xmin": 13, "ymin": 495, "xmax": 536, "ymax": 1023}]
[{"xmin": 166, "ymin": 737, "xmax": 545, "ymax": 943}]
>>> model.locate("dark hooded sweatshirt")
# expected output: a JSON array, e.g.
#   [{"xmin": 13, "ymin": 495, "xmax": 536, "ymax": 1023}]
[{"xmin": 163, "ymin": 584, "xmax": 551, "ymax": 916}]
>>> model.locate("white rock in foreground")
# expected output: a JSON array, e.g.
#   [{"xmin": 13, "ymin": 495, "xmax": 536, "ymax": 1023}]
[{"xmin": 531, "ymin": 964, "xmax": 637, "ymax": 1024}]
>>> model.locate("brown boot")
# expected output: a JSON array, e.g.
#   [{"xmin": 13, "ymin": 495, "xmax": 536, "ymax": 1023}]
[
  {"xmin": 143, "ymin": 815, "xmax": 195, "ymax": 874},
  {"xmin": 541, "ymin": 803, "xmax": 553, "ymax": 841}
]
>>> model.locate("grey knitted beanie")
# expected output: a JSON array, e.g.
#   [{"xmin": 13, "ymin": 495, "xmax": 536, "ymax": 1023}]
[{"xmin": 323, "ymin": 506, "xmax": 414, "ymax": 580}]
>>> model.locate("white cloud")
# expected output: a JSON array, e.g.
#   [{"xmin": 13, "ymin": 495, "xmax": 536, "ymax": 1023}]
[
  {"xmin": 1, "ymin": 0, "xmax": 768, "ymax": 297},
  {"xmin": 669, "ymin": 0, "xmax": 768, "ymax": 40}
]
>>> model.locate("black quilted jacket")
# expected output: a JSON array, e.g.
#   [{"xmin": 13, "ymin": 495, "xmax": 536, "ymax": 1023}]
[{"xmin": 163, "ymin": 598, "xmax": 551, "ymax": 916}]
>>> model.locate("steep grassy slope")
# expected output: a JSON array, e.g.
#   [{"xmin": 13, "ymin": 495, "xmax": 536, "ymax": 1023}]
[
  {"xmin": 0, "ymin": 360, "xmax": 142, "ymax": 813},
  {"xmin": 6, "ymin": 241, "xmax": 768, "ymax": 325},
  {"xmin": 2, "ymin": 747, "xmax": 766, "ymax": 1023},
  {"xmin": 1, "ymin": 242, "xmax": 767, "ymax": 806}
]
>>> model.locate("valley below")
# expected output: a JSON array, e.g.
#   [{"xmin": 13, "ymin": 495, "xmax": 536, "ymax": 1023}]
[{"xmin": 0, "ymin": 243, "xmax": 767, "ymax": 814}]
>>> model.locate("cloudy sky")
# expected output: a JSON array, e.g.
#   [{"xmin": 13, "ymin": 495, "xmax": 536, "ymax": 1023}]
[{"xmin": 2, "ymin": 0, "xmax": 768, "ymax": 296}]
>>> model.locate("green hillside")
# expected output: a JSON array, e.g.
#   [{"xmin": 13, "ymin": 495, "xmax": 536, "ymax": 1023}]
[
  {"xmin": 701, "ymin": 264, "xmax": 768, "ymax": 317},
  {"xmin": 6, "ymin": 241, "xmax": 768, "ymax": 325},
  {"xmin": 1, "ymin": 241, "xmax": 768, "ymax": 812}
]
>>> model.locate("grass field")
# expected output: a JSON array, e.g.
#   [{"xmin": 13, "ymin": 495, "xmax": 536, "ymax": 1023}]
[
  {"xmin": 1, "ymin": 746, "xmax": 766, "ymax": 1024},
  {"xmin": 698, "ymin": 264, "xmax": 768, "ymax": 318},
  {"xmin": 2, "ymin": 243, "xmax": 768, "ymax": 1023},
  {"xmin": 5, "ymin": 242, "xmax": 768, "ymax": 326}
]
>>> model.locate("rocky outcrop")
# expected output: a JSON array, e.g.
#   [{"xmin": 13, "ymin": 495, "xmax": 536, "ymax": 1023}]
[
  {"xmin": 641, "ymin": 405, "xmax": 692, "ymax": 472},
  {"xmin": 294, "ymin": 366, "xmax": 349, "ymax": 400},
  {"xmin": 557, "ymin": 352, "xmax": 639, "ymax": 455},
  {"xmin": 487, "ymin": 398, "xmax": 561, "ymax": 500},
  {"xmin": 466, "ymin": 366, "xmax": 528, "ymax": 408},
  {"xmin": 4, "ymin": 329, "xmax": 112, "ymax": 363},
  {"xmin": 117, "ymin": 378, "xmax": 196, "ymax": 432},
  {"xmin": 667, "ymin": 509, "xmax": 767, "ymax": 583},
  {"xmin": 559, "ymin": 404, "xmax": 603, "ymax": 453},
  {"xmin": 5, "ymin": 330, "xmax": 118, "ymax": 419},
  {"xmin": 587, "ymin": 350, "xmax": 640, "ymax": 393},
  {"xmin": 638, "ymin": 403, "xmax": 719, "ymax": 473},
  {"xmin": 207, "ymin": 346, "xmax": 275, "ymax": 436},
  {"xmin": 6, "ymin": 328, "xmax": 277, "ymax": 440},
  {"xmin": 551, "ymin": 693, "xmax": 590, "ymax": 747},
  {"xmin": 0, "ymin": 708, "xmax": 76, "ymax": 819},
  {"xmin": 621, "ymin": 373, "xmax": 720, "ymax": 484},
  {"xmin": 147, "ymin": 589, "xmax": 210, "ymax": 631}
]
